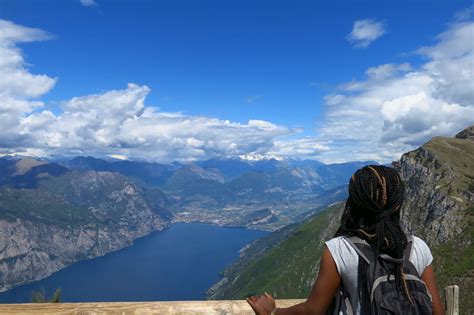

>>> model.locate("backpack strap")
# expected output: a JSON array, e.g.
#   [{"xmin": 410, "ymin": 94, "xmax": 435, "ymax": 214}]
[
  {"xmin": 346, "ymin": 235, "xmax": 414, "ymax": 264},
  {"xmin": 345, "ymin": 236, "xmax": 372, "ymax": 265},
  {"xmin": 327, "ymin": 283, "xmax": 355, "ymax": 315},
  {"xmin": 404, "ymin": 235, "xmax": 414, "ymax": 260}
]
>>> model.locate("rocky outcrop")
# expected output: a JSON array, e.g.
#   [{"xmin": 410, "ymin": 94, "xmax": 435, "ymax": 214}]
[
  {"xmin": 398, "ymin": 146, "xmax": 467, "ymax": 245},
  {"xmin": 396, "ymin": 127, "xmax": 473, "ymax": 246},
  {"xmin": 455, "ymin": 125, "xmax": 474, "ymax": 140}
]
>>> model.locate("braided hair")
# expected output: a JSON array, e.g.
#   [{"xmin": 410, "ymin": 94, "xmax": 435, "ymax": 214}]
[{"xmin": 335, "ymin": 165, "xmax": 411, "ymax": 312}]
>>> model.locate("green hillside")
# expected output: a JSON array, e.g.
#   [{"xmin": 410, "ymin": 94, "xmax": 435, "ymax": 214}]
[
  {"xmin": 432, "ymin": 216, "xmax": 474, "ymax": 313},
  {"xmin": 209, "ymin": 203, "xmax": 344, "ymax": 299}
]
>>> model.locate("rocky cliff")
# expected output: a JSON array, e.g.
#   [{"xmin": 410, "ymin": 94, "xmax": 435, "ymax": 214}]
[
  {"xmin": 397, "ymin": 125, "xmax": 474, "ymax": 312},
  {"xmin": 0, "ymin": 168, "xmax": 171, "ymax": 292},
  {"xmin": 398, "ymin": 132, "xmax": 473, "ymax": 244}
]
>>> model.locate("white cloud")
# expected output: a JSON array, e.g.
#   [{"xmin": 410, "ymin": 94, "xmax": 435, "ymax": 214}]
[
  {"xmin": 0, "ymin": 20, "xmax": 52, "ymax": 44},
  {"xmin": 347, "ymin": 19, "xmax": 386, "ymax": 48},
  {"xmin": 15, "ymin": 83, "xmax": 299, "ymax": 162},
  {"xmin": 455, "ymin": 5, "xmax": 473, "ymax": 21},
  {"xmin": 80, "ymin": 0, "xmax": 97, "ymax": 7},
  {"xmin": 0, "ymin": 20, "xmax": 311, "ymax": 162},
  {"xmin": 0, "ymin": 20, "xmax": 56, "ymax": 152},
  {"xmin": 108, "ymin": 154, "xmax": 128, "ymax": 160},
  {"xmin": 418, "ymin": 21, "xmax": 474, "ymax": 106},
  {"xmin": 246, "ymin": 95, "xmax": 262, "ymax": 103},
  {"xmin": 0, "ymin": 20, "xmax": 55, "ymax": 99},
  {"xmin": 365, "ymin": 63, "xmax": 411, "ymax": 80},
  {"xmin": 267, "ymin": 137, "xmax": 330, "ymax": 159},
  {"xmin": 316, "ymin": 19, "xmax": 474, "ymax": 163}
]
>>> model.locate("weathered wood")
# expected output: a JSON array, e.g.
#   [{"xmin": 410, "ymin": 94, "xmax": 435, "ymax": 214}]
[
  {"xmin": 0, "ymin": 299, "xmax": 305, "ymax": 314},
  {"xmin": 445, "ymin": 285, "xmax": 459, "ymax": 315},
  {"xmin": 0, "ymin": 283, "xmax": 461, "ymax": 314}
]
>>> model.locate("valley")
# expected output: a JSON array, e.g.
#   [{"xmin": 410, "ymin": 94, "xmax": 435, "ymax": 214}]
[{"xmin": 0, "ymin": 153, "xmax": 369, "ymax": 293}]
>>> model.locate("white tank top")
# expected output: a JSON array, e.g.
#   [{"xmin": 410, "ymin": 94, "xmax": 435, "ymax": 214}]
[{"xmin": 325, "ymin": 235, "xmax": 433, "ymax": 314}]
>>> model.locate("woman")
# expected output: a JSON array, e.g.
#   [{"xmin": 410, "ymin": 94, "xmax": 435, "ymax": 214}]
[{"xmin": 247, "ymin": 165, "xmax": 445, "ymax": 315}]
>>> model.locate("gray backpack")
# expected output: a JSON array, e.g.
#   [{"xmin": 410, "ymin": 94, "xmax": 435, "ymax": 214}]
[{"xmin": 328, "ymin": 235, "xmax": 433, "ymax": 315}]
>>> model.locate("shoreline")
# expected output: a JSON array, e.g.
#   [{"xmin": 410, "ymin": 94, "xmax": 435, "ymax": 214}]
[{"xmin": 0, "ymin": 222, "xmax": 269, "ymax": 303}]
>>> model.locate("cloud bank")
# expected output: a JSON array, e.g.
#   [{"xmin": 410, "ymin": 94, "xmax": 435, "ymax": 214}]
[
  {"xmin": 29, "ymin": 84, "xmax": 296, "ymax": 161},
  {"xmin": 0, "ymin": 20, "xmax": 56, "ymax": 155},
  {"xmin": 320, "ymin": 20, "xmax": 474, "ymax": 162},
  {"xmin": 0, "ymin": 17, "xmax": 472, "ymax": 163},
  {"xmin": 0, "ymin": 20, "xmax": 308, "ymax": 162}
]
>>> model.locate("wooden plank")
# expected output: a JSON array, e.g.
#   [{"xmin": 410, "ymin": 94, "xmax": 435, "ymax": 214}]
[
  {"xmin": 0, "ymin": 299, "xmax": 305, "ymax": 315},
  {"xmin": 445, "ymin": 285, "xmax": 459, "ymax": 315},
  {"xmin": 0, "ymin": 283, "xmax": 461, "ymax": 314}
]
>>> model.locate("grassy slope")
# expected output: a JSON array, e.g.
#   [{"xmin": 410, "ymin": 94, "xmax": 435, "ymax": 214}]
[
  {"xmin": 432, "ymin": 209, "xmax": 474, "ymax": 313},
  {"xmin": 423, "ymin": 136, "xmax": 474, "ymax": 195},
  {"xmin": 221, "ymin": 203, "xmax": 343, "ymax": 299}
]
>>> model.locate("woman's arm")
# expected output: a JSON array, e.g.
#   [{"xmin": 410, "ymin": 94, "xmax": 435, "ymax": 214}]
[
  {"xmin": 247, "ymin": 246, "xmax": 341, "ymax": 315},
  {"xmin": 421, "ymin": 264, "xmax": 445, "ymax": 315}
]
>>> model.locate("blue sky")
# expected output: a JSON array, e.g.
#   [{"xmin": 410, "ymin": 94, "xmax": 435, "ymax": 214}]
[{"xmin": 0, "ymin": 0, "xmax": 473, "ymax": 163}]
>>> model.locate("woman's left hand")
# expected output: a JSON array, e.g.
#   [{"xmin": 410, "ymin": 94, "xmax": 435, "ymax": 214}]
[{"xmin": 246, "ymin": 292, "xmax": 276, "ymax": 315}]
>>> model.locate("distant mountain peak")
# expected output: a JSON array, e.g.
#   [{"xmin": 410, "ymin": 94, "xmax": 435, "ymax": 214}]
[
  {"xmin": 238, "ymin": 154, "xmax": 284, "ymax": 162},
  {"xmin": 175, "ymin": 163, "xmax": 226, "ymax": 183},
  {"xmin": 13, "ymin": 158, "xmax": 47, "ymax": 176}
]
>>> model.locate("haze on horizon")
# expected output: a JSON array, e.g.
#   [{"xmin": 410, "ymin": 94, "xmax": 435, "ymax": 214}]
[{"xmin": 0, "ymin": 0, "xmax": 473, "ymax": 164}]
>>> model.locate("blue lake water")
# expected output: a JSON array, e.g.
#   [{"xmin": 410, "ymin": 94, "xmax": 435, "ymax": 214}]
[{"xmin": 0, "ymin": 223, "xmax": 267, "ymax": 303}]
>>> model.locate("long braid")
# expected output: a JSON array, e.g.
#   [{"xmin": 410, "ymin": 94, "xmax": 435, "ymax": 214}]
[{"xmin": 335, "ymin": 165, "xmax": 412, "ymax": 309}]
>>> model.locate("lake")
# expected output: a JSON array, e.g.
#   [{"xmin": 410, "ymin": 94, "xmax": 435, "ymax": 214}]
[{"xmin": 0, "ymin": 223, "xmax": 267, "ymax": 303}]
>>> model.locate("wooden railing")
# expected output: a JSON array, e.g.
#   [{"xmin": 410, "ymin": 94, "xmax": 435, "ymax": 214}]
[
  {"xmin": 445, "ymin": 285, "xmax": 459, "ymax": 315},
  {"xmin": 0, "ymin": 285, "xmax": 459, "ymax": 314},
  {"xmin": 0, "ymin": 299, "xmax": 304, "ymax": 314}
]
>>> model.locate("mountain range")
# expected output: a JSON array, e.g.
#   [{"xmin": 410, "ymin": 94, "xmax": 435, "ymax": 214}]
[
  {"xmin": 0, "ymin": 154, "xmax": 374, "ymax": 292},
  {"xmin": 60, "ymin": 155, "xmax": 376, "ymax": 230}
]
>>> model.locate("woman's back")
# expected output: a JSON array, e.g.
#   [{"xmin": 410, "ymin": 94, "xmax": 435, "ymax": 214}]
[
  {"xmin": 325, "ymin": 235, "xmax": 433, "ymax": 314},
  {"xmin": 247, "ymin": 165, "xmax": 445, "ymax": 315}
]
